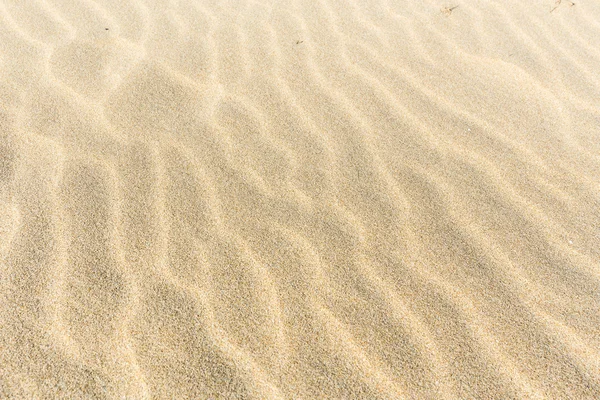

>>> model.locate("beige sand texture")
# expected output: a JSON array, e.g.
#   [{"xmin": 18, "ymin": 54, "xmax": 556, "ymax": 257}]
[{"xmin": 1, "ymin": 0, "xmax": 600, "ymax": 398}]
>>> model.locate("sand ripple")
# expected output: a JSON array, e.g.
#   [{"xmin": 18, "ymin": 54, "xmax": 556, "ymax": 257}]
[{"xmin": 0, "ymin": 0, "xmax": 599, "ymax": 398}]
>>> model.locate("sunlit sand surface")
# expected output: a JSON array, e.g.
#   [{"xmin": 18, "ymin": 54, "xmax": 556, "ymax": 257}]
[{"xmin": 1, "ymin": 0, "xmax": 599, "ymax": 398}]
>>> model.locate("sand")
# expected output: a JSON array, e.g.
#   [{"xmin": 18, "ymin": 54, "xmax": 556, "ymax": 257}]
[{"xmin": 0, "ymin": 0, "xmax": 599, "ymax": 398}]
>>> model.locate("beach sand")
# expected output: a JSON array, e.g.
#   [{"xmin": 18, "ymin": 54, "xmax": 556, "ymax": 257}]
[{"xmin": 1, "ymin": 0, "xmax": 599, "ymax": 398}]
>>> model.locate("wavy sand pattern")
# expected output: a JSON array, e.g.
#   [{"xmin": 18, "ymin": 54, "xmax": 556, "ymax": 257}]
[{"xmin": 1, "ymin": 0, "xmax": 599, "ymax": 398}]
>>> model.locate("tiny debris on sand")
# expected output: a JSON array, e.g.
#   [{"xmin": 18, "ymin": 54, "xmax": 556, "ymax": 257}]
[
  {"xmin": 551, "ymin": 0, "xmax": 575, "ymax": 13},
  {"xmin": 442, "ymin": 5, "xmax": 459, "ymax": 16}
]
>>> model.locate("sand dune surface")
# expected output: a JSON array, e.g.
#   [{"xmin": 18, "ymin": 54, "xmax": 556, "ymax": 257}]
[{"xmin": 1, "ymin": 0, "xmax": 599, "ymax": 398}]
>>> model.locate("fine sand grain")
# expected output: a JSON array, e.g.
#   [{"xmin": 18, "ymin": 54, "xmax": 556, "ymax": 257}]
[{"xmin": 1, "ymin": 0, "xmax": 599, "ymax": 398}]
